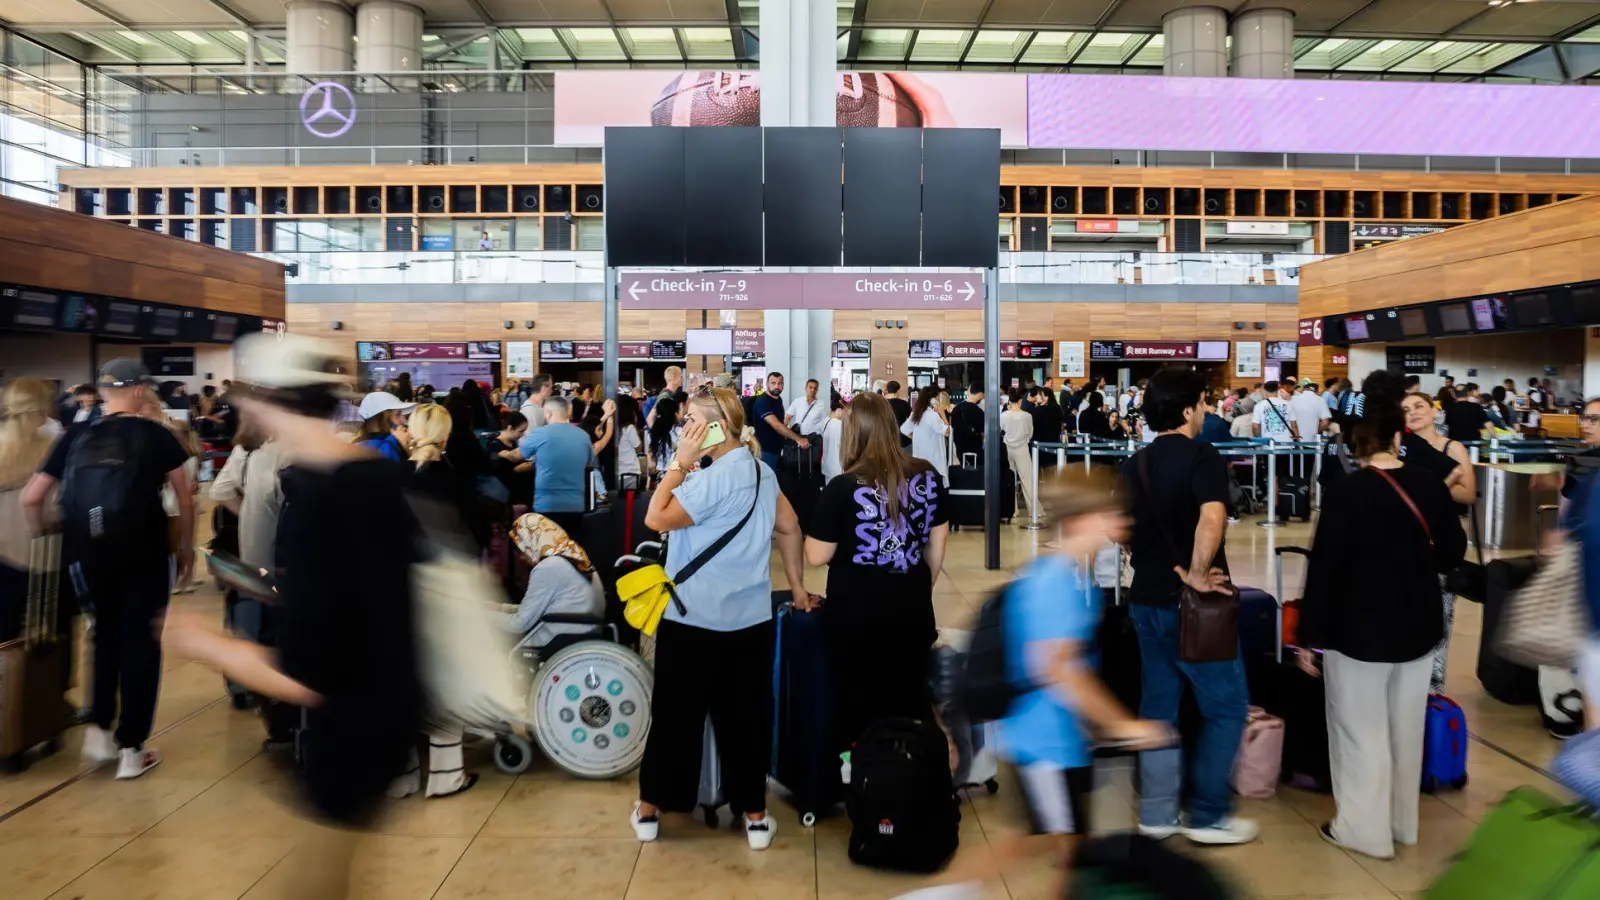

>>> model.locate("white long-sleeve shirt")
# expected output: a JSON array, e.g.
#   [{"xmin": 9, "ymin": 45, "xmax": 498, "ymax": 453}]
[
  {"xmin": 1000, "ymin": 408, "xmax": 1033, "ymax": 449},
  {"xmin": 902, "ymin": 411, "xmax": 951, "ymax": 480}
]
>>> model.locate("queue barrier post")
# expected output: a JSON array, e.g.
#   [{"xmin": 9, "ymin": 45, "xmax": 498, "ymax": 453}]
[{"xmin": 1259, "ymin": 442, "xmax": 1283, "ymax": 529}]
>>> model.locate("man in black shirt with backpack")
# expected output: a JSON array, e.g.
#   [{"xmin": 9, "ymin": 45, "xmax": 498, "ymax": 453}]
[{"xmin": 23, "ymin": 358, "xmax": 193, "ymax": 780}]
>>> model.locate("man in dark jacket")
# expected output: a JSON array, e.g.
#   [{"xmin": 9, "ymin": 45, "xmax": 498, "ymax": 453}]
[{"xmin": 951, "ymin": 387, "xmax": 986, "ymax": 462}]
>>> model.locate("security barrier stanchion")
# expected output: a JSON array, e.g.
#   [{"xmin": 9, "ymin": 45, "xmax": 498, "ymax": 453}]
[
  {"xmin": 1023, "ymin": 443, "xmax": 1046, "ymax": 531},
  {"xmin": 1259, "ymin": 444, "xmax": 1282, "ymax": 528},
  {"xmin": 1084, "ymin": 435, "xmax": 1093, "ymax": 473},
  {"xmin": 1313, "ymin": 437, "xmax": 1324, "ymax": 511}
]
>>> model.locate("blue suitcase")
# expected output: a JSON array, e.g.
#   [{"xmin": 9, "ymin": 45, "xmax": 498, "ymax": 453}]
[
  {"xmin": 1236, "ymin": 586, "xmax": 1279, "ymax": 659},
  {"xmin": 771, "ymin": 594, "xmax": 841, "ymax": 826},
  {"xmin": 1422, "ymin": 694, "xmax": 1470, "ymax": 793}
]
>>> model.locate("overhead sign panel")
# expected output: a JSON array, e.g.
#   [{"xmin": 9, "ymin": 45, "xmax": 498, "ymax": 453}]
[{"xmin": 619, "ymin": 272, "xmax": 985, "ymax": 310}]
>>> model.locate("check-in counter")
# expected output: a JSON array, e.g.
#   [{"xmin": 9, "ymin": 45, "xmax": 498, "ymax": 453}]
[
  {"xmin": 1542, "ymin": 413, "xmax": 1581, "ymax": 440},
  {"xmin": 1478, "ymin": 462, "xmax": 1563, "ymax": 550}
]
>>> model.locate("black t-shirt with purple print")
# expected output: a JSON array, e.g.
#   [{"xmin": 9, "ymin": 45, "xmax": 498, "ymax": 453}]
[{"xmin": 811, "ymin": 466, "xmax": 950, "ymax": 596}]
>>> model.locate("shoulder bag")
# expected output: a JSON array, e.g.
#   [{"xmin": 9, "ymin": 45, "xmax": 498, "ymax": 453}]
[
  {"xmin": 1137, "ymin": 452, "xmax": 1239, "ymax": 663},
  {"xmin": 619, "ymin": 454, "xmax": 762, "ymax": 636},
  {"xmin": 1497, "ymin": 538, "xmax": 1586, "ymax": 669}
]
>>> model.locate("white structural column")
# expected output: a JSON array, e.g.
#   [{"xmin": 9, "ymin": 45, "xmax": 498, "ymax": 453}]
[
  {"xmin": 356, "ymin": 0, "xmax": 424, "ymax": 82},
  {"xmin": 1163, "ymin": 6, "xmax": 1228, "ymax": 77},
  {"xmin": 759, "ymin": 0, "xmax": 835, "ymax": 391},
  {"xmin": 1231, "ymin": 8, "xmax": 1295, "ymax": 79},
  {"xmin": 285, "ymin": 0, "xmax": 354, "ymax": 74}
]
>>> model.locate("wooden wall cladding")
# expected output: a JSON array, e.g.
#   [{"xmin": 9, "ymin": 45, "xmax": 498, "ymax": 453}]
[
  {"xmin": 0, "ymin": 195, "xmax": 285, "ymax": 318},
  {"xmin": 1299, "ymin": 194, "xmax": 1600, "ymax": 318}
]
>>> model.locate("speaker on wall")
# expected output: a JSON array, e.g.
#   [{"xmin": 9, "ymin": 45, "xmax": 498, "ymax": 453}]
[
  {"xmin": 419, "ymin": 186, "xmax": 445, "ymax": 212},
  {"xmin": 998, "ymin": 188, "xmax": 1014, "ymax": 213},
  {"xmin": 1203, "ymin": 191, "xmax": 1224, "ymax": 214},
  {"xmin": 357, "ymin": 186, "xmax": 381, "ymax": 212},
  {"xmin": 1052, "ymin": 191, "xmax": 1075, "ymax": 213},
  {"xmin": 577, "ymin": 185, "xmax": 604, "ymax": 212},
  {"xmin": 264, "ymin": 187, "xmax": 288, "ymax": 214},
  {"xmin": 1294, "ymin": 190, "xmax": 1317, "ymax": 217},
  {"xmin": 513, "ymin": 186, "xmax": 540, "ymax": 211},
  {"xmin": 1143, "ymin": 190, "xmax": 1167, "ymax": 215}
]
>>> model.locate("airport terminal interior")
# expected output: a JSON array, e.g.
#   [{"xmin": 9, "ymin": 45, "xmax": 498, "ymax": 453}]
[{"xmin": 7, "ymin": 0, "xmax": 1600, "ymax": 896}]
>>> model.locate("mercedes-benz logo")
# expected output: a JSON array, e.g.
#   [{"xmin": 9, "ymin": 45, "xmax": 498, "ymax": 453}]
[{"xmin": 299, "ymin": 82, "xmax": 357, "ymax": 139}]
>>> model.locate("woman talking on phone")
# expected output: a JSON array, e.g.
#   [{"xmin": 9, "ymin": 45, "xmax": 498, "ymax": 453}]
[
  {"xmin": 902, "ymin": 389, "xmax": 952, "ymax": 481},
  {"xmin": 630, "ymin": 386, "xmax": 814, "ymax": 850}
]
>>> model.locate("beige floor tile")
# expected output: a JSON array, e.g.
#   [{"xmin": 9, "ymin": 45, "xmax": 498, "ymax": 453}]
[
  {"xmin": 0, "ymin": 835, "xmax": 129, "ymax": 900},
  {"xmin": 1343, "ymin": 810, "xmax": 1479, "ymax": 895},
  {"xmin": 814, "ymin": 820, "xmax": 1008, "ymax": 900},
  {"xmin": 433, "ymin": 837, "xmax": 639, "ymax": 900},
  {"xmin": 625, "ymin": 829, "xmax": 816, "ymax": 900},
  {"xmin": 1196, "ymin": 828, "xmax": 1391, "ymax": 899},
  {"xmin": 241, "ymin": 835, "xmax": 471, "ymax": 900},
  {"xmin": 0, "ymin": 772, "xmax": 219, "ymax": 838},
  {"xmin": 479, "ymin": 772, "xmax": 644, "ymax": 838},
  {"xmin": 371, "ymin": 767, "xmax": 516, "ymax": 837},
  {"xmin": 145, "ymin": 756, "xmax": 317, "ymax": 840},
  {"xmin": 48, "ymin": 835, "xmax": 295, "ymax": 900}
]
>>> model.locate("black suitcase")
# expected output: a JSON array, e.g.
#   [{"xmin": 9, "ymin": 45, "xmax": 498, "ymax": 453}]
[
  {"xmin": 1245, "ymin": 653, "xmax": 1330, "ymax": 792},
  {"xmin": 1479, "ymin": 558, "xmax": 1540, "ymax": 706},
  {"xmin": 1276, "ymin": 475, "xmax": 1312, "ymax": 522},
  {"xmin": 846, "ymin": 717, "xmax": 960, "ymax": 873},
  {"xmin": 1096, "ymin": 595, "xmax": 1142, "ymax": 716},
  {"xmin": 771, "ymin": 594, "xmax": 840, "ymax": 825},
  {"xmin": 948, "ymin": 454, "xmax": 1014, "ymax": 531},
  {"xmin": 779, "ymin": 464, "xmax": 825, "ymax": 535}
]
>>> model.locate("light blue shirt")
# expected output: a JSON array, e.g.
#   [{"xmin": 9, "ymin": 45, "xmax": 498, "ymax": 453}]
[
  {"xmin": 663, "ymin": 449, "xmax": 778, "ymax": 633},
  {"xmin": 998, "ymin": 554, "xmax": 1098, "ymax": 770},
  {"xmin": 518, "ymin": 423, "xmax": 596, "ymax": 513}
]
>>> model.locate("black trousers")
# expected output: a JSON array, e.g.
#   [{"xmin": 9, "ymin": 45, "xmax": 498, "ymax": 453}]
[
  {"xmin": 639, "ymin": 617, "xmax": 773, "ymax": 816},
  {"xmin": 84, "ymin": 559, "xmax": 169, "ymax": 749},
  {"xmin": 823, "ymin": 581, "xmax": 936, "ymax": 755}
]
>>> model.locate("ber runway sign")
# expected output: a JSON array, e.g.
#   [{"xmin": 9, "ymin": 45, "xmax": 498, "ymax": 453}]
[{"xmin": 620, "ymin": 273, "xmax": 984, "ymax": 310}]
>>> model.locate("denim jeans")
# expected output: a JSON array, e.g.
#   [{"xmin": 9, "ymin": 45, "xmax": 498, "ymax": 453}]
[{"xmin": 1129, "ymin": 603, "xmax": 1249, "ymax": 829}]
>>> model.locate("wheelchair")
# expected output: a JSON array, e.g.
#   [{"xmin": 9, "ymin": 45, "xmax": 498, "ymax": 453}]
[{"xmin": 487, "ymin": 556, "xmax": 658, "ymax": 779}]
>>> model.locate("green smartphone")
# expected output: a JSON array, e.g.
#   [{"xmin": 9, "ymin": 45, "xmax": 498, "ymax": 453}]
[{"xmin": 699, "ymin": 420, "xmax": 727, "ymax": 450}]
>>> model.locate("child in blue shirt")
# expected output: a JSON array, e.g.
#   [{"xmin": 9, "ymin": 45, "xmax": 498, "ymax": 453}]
[{"xmin": 898, "ymin": 468, "xmax": 1171, "ymax": 900}]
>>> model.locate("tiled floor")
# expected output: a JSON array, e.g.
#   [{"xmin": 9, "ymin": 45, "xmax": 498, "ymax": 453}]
[{"xmin": 0, "ymin": 517, "xmax": 1566, "ymax": 899}]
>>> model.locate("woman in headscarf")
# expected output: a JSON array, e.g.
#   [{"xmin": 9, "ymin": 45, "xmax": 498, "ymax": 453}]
[{"xmin": 496, "ymin": 513, "xmax": 605, "ymax": 650}]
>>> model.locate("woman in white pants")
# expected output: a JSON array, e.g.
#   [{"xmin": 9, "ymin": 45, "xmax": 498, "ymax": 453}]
[
  {"xmin": 999, "ymin": 388, "xmax": 1036, "ymax": 520},
  {"xmin": 1295, "ymin": 375, "xmax": 1466, "ymax": 860}
]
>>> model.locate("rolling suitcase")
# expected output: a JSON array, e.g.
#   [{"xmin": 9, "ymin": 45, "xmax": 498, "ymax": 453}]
[
  {"xmin": 778, "ymin": 445, "xmax": 825, "ymax": 534},
  {"xmin": 948, "ymin": 453, "xmax": 1014, "ymax": 531},
  {"xmin": 1244, "ymin": 547, "xmax": 1330, "ymax": 792},
  {"xmin": 0, "ymin": 536, "xmax": 70, "ymax": 772},
  {"xmin": 1478, "ymin": 558, "xmax": 1540, "ymax": 706},
  {"xmin": 771, "ymin": 594, "xmax": 840, "ymax": 826},
  {"xmin": 1276, "ymin": 475, "xmax": 1312, "ymax": 523},
  {"xmin": 1421, "ymin": 694, "xmax": 1469, "ymax": 792},
  {"xmin": 1236, "ymin": 586, "xmax": 1279, "ymax": 659},
  {"xmin": 698, "ymin": 716, "xmax": 726, "ymax": 827},
  {"xmin": 1426, "ymin": 787, "xmax": 1600, "ymax": 899},
  {"xmin": 929, "ymin": 632, "xmax": 1000, "ymax": 795}
]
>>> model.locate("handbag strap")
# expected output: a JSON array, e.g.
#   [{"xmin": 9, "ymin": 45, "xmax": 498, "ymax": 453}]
[
  {"xmin": 1370, "ymin": 467, "xmax": 1433, "ymax": 548},
  {"xmin": 672, "ymin": 453, "xmax": 761, "ymax": 585}
]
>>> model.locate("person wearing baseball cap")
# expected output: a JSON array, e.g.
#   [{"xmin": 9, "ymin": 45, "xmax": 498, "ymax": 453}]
[
  {"xmin": 164, "ymin": 333, "xmax": 422, "ymax": 894},
  {"xmin": 354, "ymin": 391, "xmax": 416, "ymax": 461},
  {"xmin": 22, "ymin": 357, "xmax": 195, "ymax": 781}
]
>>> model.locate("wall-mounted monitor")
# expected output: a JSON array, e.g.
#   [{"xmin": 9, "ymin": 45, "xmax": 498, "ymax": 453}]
[
  {"xmin": 1437, "ymin": 302, "xmax": 1472, "ymax": 334},
  {"xmin": 1510, "ymin": 291, "xmax": 1555, "ymax": 328},
  {"xmin": 1196, "ymin": 340, "xmax": 1230, "ymax": 361},
  {"xmin": 1016, "ymin": 340, "xmax": 1053, "ymax": 360},
  {"xmin": 147, "ymin": 305, "xmax": 183, "ymax": 339},
  {"xmin": 685, "ymin": 328, "xmax": 733, "ymax": 356},
  {"xmin": 209, "ymin": 314, "xmax": 239, "ymax": 344},
  {"xmin": 357, "ymin": 341, "xmax": 392, "ymax": 361},
  {"xmin": 1470, "ymin": 296, "xmax": 1509, "ymax": 331},
  {"xmin": 1089, "ymin": 341, "xmax": 1123, "ymax": 359},
  {"xmin": 1365, "ymin": 309, "xmax": 1403, "ymax": 342},
  {"xmin": 833, "ymin": 339, "xmax": 871, "ymax": 359},
  {"xmin": 101, "ymin": 300, "xmax": 142, "ymax": 337},
  {"xmin": 11, "ymin": 288, "xmax": 59, "ymax": 330},
  {"xmin": 1398, "ymin": 307, "xmax": 1429, "ymax": 338},
  {"xmin": 908, "ymin": 339, "xmax": 943, "ymax": 359},
  {"xmin": 539, "ymin": 340, "xmax": 575, "ymax": 361},
  {"xmin": 1265, "ymin": 341, "xmax": 1298, "ymax": 361},
  {"xmin": 650, "ymin": 340, "xmax": 686, "ymax": 360},
  {"xmin": 59, "ymin": 294, "xmax": 103, "ymax": 332},
  {"xmin": 1342, "ymin": 315, "xmax": 1370, "ymax": 341},
  {"xmin": 1573, "ymin": 284, "xmax": 1600, "ymax": 324},
  {"xmin": 466, "ymin": 341, "xmax": 502, "ymax": 360}
]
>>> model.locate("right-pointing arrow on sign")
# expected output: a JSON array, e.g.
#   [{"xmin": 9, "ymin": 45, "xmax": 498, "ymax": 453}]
[{"xmin": 959, "ymin": 283, "xmax": 976, "ymax": 302}]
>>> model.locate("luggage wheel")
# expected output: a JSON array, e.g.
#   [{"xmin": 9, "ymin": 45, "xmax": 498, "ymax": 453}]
[
  {"xmin": 984, "ymin": 778, "xmax": 999, "ymax": 795},
  {"xmin": 492, "ymin": 733, "xmax": 534, "ymax": 775},
  {"xmin": 801, "ymin": 812, "xmax": 817, "ymax": 828}
]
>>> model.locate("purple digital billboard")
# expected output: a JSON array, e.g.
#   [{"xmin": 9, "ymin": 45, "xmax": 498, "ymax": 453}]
[{"xmin": 1026, "ymin": 75, "xmax": 1600, "ymax": 159}]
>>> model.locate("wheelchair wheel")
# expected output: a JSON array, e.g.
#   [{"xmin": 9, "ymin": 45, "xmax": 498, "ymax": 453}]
[
  {"xmin": 493, "ymin": 733, "xmax": 534, "ymax": 775},
  {"xmin": 530, "ymin": 641, "xmax": 654, "ymax": 779}
]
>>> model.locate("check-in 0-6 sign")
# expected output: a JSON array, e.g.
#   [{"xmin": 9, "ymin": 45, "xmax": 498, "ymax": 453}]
[{"xmin": 620, "ymin": 272, "xmax": 985, "ymax": 310}]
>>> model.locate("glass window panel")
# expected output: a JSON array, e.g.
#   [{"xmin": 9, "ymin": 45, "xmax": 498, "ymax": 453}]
[
  {"xmin": 273, "ymin": 221, "xmax": 299, "ymax": 252},
  {"xmin": 512, "ymin": 218, "xmax": 541, "ymax": 250},
  {"xmin": 458, "ymin": 219, "xmax": 513, "ymax": 249},
  {"xmin": 357, "ymin": 218, "xmax": 385, "ymax": 251},
  {"xmin": 327, "ymin": 219, "xmax": 362, "ymax": 251}
]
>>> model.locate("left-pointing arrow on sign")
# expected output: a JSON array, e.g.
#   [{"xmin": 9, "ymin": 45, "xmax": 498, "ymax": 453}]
[{"xmin": 628, "ymin": 282, "xmax": 645, "ymax": 301}]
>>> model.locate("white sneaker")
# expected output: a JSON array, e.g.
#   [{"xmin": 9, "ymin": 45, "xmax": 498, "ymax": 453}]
[
  {"xmin": 891, "ymin": 884, "xmax": 982, "ymax": 900},
  {"xmin": 630, "ymin": 803, "xmax": 659, "ymax": 842},
  {"xmin": 1183, "ymin": 815, "xmax": 1260, "ymax": 845},
  {"xmin": 1138, "ymin": 821, "xmax": 1183, "ymax": 841},
  {"xmin": 115, "ymin": 747, "xmax": 161, "ymax": 780},
  {"xmin": 80, "ymin": 726, "xmax": 117, "ymax": 764},
  {"xmin": 745, "ymin": 813, "xmax": 776, "ymax": 850}
]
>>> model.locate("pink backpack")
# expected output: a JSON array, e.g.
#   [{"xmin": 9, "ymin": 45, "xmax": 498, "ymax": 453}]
[{"xmin": 1231, "ymin": 706, "xmax": 1285, "ymax": 799}]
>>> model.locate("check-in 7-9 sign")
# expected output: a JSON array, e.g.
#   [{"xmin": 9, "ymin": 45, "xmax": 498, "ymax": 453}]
[{"xmin": 620, "ymin": 272, "xmax": 984, "ymax": 310}]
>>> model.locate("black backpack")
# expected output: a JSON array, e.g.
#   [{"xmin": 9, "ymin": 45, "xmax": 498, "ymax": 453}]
[
  {"xmin": 956, "ymin": 584, "xmax": 1021, "ymax": 724},
  {"xmin": 847, "ymin": 718, "xmax": 960, "ymax": 873},
  {"xmin": 59, "ymin": 415, "xmax": 150, "ymax": 552}
]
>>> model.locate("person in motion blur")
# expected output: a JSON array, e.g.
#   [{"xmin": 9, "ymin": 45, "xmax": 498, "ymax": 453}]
[
  {"xmin": 1119, "ymin": 366, "xmax": 1255, "ymax": 845},
  {"xmin": 895, "ymin": 469, "xmax": 1174, "ymax": 900},
  {"xmin": 164, "ymin": 333, "xmax": 421, "ymax": 898},
  {"xmin": 902, "ymin": 388, "xmax": 952, "ymax": 481},
  {"xmin": 1298, "ymin": 374, "xmax": 1465, "ymax": 860},
  {"xmin": 1, "ymin": 379, "xmax": 61, "ymax": 642},
  {"xmin": 22, "ymin": 359, "xmax": 194, "ymax": 780},
  {"xmin": 807, "ymin": 392, "xmax": 949, "ymax": 753},
  {"xmin": 632, "ymin": 387, "xmax": 812, "ymax": 850}
]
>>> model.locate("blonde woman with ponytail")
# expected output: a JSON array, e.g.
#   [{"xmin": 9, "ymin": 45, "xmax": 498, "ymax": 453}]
[
  {"xmin": 405, "ymin": 403, "xmax": 489, "ymax": 552},
  {"xmin": 631, "ymin": 386, "xmax": 815, "ymax": 851},
  {"xmin": 1, "ymin": 379, "xmax": 60, "ymax": 636}
]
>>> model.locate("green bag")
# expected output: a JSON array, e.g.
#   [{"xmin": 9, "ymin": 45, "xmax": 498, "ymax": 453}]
[{"xmin": 1428, "ymin": 787, "xmax": 1600, "ymax": 899}]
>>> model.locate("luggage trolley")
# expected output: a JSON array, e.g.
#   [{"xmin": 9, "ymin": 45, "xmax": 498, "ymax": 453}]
[{"xmin": 489, "ymin": 543, "xmax": 662, "ymax": 779}]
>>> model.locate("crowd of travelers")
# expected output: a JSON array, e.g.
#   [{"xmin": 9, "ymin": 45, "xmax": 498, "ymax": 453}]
[{"xmin": 5, "ymin": 339, "xmax": 1598, "ymax": 899}]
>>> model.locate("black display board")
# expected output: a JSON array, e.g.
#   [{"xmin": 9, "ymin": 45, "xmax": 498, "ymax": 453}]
[
  {"xmin": 764, "ymin": 128, "xmax": 843, "ymax": 267},
  {"xmin": 922, "ymin": 129, "xmax": 1001, "ymax": 268},
  {"xmin": 843, "ymin": 128, "xmax": 922, "ymax": 266},
  {"xmin": 603, "ymin": 127, "xmax": 686, "ymax": 267},
  {"xmin": 1386, "ymin": 345, "xmax": 1436, "ymax": 374},
  {"xmin": 685, "ymin": 127, "xmax": 763, "ymax": 266},
  {"xmin": 143, "ymin": 346, "xmax": 196, "ymax": 377}
]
